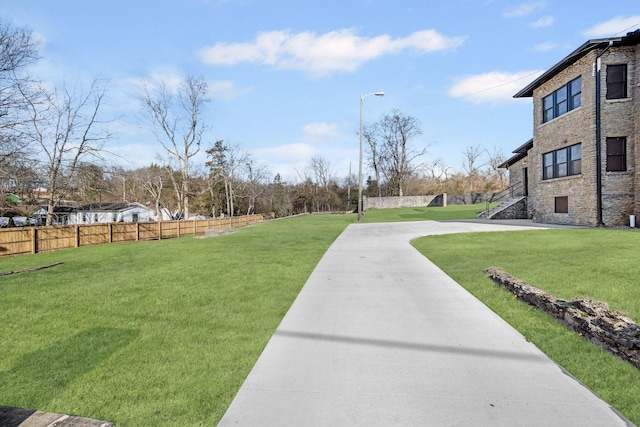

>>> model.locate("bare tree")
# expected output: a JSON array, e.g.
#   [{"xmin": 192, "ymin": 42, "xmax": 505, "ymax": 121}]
[
  {"xmin": 309, "ymin": 155, "xmax": 334, "ymax": 211},
  {"xmin": 486, "ymin": 146, "xmax": 508, "ymax": 190},
  {"xmin": 140, "ymin": 75, "xmax": 210, "ymax": 220},
  {"xmin": 205, "ymin": 140, "xmax": 247, "ymax": 217},
  {"xmin": 139, "ymin": 165, "xmax": 165, "ymax": 220},
  {"xmin": 462, "ymin": 144, "xmax": 485, "ymax": 176},
  {"xmin": 363, "ymin": 124, "xmax": 384, "ymax": 197},
  {"xmin": 369, "ymin": 109, "xmax": 425, "ymax": 196},
  {"xmin": 69, "ymin": 162, "xmax": 109, "ymax": 202},
  {"xmin": 244, "ymin": 158, "xmax": 268, "ymax": 215},
  {"xmin": 21, "ymin": 79, "xmax": 111, "ymax": 225},
  {"xmin": 0, "ymin": 21, "xmax": 40, "ymax": 165}
]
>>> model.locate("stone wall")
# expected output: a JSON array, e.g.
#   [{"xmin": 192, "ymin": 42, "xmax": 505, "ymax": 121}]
[
  {"xmin": 364, "ymin": 192, "xmax": 506, "ymax": 210},
  {"xmin": 530, "ymin": 52, "xmax": 599, "ymax": 226},
  {"xmin": 364, "ymin": 195, "xmax": 438, "ymax": 210},
  {"xmin": 486, "ymin": 268, "xmax": 640, "ymax": 369},
  {"xmin": 489, "ymin": 198, "xmax": 528, "ymax": 220},
  {"xmin": 601, "ymin": 45, "xmax": 638, "ymax": 226},
  {"xmin": 527, "ymin": 45, "xmax": 639, "ymax": 226},
  {"xmin": 445, "ymin": 192, "xmax": 505, "ymax": 205}
]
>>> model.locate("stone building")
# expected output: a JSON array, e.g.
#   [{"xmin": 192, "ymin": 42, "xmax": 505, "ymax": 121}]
[{"xmin": 501, "ymin": 30, "xmax": 640, "ymax": 226}]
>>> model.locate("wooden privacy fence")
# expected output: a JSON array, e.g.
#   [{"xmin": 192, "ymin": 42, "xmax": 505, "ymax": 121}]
[{"xmin": 0, "ymin": 214, "xmax": 263, "ymax": 257}]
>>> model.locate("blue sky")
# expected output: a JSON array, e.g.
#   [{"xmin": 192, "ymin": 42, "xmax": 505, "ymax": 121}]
[{"xmin": 2, "ymin": 1, "xmax": 639, "ymax": 182}]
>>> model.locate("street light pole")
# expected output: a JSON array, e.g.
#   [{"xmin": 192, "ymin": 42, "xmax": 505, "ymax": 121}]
[{"xmin": 358, "ymin": 91, "xmax": 384, "ymax": 221}]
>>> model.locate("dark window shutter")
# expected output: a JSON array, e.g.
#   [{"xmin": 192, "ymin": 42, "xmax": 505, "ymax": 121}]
[
  {"xmin": 606, "ymin": 137, "xmax": 627, "ymax": 171},
  {"xmin": 606, "ymin": 64, "xmax": 627, "ymax": 99}
]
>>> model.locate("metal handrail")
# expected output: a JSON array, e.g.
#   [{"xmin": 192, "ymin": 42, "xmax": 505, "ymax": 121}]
[{"xmin": 481, "ymin": 182, "xmax": 527, "ymax": 218}]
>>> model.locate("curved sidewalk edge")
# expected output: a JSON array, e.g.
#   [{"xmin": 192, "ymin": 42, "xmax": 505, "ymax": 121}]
[{"xmin": 219, "ymin": 221, "xmax": 633, "ymax": 426}]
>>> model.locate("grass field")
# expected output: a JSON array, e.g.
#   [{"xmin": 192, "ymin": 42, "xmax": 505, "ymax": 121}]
[
  {"xmin": 413, "ymin": 228, "xmax": 640, "ymax": 424},
  {"xmin": 0, "ymin": 215, "xmax": 353, "ymax": 426},
  {"xmin": 2, "ymin": 209, "xmax": 640, "ymax": 425},
  {"xmin": 362, "ymin": 203, "xmax": 490, "ymax": 222}
]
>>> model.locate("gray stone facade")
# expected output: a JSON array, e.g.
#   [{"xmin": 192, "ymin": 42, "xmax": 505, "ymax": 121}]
[{"xmin": 507, "ymin": 32, "xmax": 640, "ymax": 227}]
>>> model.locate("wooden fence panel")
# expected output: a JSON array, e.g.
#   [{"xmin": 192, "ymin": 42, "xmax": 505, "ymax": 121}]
[
  {"xmin": 161, "ymin": 221, "xmax": 179, "ymax": 239},
  {"xmin": 0, "ymin": 214, "xmax": 264, "ymax": 257},
  {"xmin": 138, "ymin": 222, "xmax": 160, "ymax": 241},
  {"xmin": 79, "ymin": 224, "xmax": 111, "ymax": 247},
  {"xmin": 111, "ymin": 223, "xmax": 139, "ymax": 242},
  {"xmin": 36, "ymin": 226, "xmax": 76, "ymax": 253},
  {"xmin": 0, "ymin": 228, "xmax": 33, "ymax": 256}
]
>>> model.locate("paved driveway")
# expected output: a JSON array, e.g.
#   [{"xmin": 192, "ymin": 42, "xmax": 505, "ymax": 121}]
[{"xmin": 219, "ymin": 221, "xmax": 631, "ymax": 426}]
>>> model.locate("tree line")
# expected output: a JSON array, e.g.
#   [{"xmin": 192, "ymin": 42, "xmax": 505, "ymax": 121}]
[{"xmin": 0, "ymin": 21, "xmax": 509, "ymax": 224}]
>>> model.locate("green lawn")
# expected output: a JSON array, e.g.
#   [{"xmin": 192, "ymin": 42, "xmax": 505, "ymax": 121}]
[
  {"xmin": 362, "ymin": 203, "xmax": 491, "ymax": 222},
  {"xmin": 3, "ymin": 211, "xmax": 640, "ymax": 425},
  {"xmin": 0, "ymin": 215, "xmax": 354, "ymax": 426},
  {"xmin": 412, "ymin": 228, "xmax": 640, "ymax": 424}
]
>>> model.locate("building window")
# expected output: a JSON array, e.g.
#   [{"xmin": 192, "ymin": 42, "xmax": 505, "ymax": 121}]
[
  {"xmin": 542, "ymin": 76, "xmax": 582, "ymax": 123},
  {"xmin": 606, "ymin": 137, "xmax": 627, "ymax": 171},
  {"xmin": 570, "ymin": 144, "xmax": 581, "ymax": 175},
  {"xmin": 112, "ymin": 213, "xmax": 118, "ymax": 222},
  {"xmin": 542, "ymin": 143, "xmax": 581, "ymax": 180},
  {"xmin": 555, "ymin": 196, "xmax": 568, "ymax": 213},
  {"xmin": 94, "ymin": 213, "xmax": 99, "ymax": 223},
  {"xmin": 132, "ymin": 213, "xmax": 139, "ymax": 222},
  {"xmin": 606, "ymin": 64, "xmax": 627, "ymax": 99}
]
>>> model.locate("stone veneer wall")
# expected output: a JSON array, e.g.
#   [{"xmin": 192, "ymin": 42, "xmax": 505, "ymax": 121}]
[
  {"xmin": 507, "ymin": 159, "xmax": 526, "ymax": 197},
  {"xmin": 530, "ymin": 52, "xmax": 598, "ymax": 226},
  {"xmin": 600, "ymin": 45, "xmax": 638, "ymax": 226},
  {"xmin": 489, "ymin": 198, "xmax": 527, "ymax": 220},
  {"xmin": 528, "ymin": 45, "xmax": 639, "ymax": 227}
]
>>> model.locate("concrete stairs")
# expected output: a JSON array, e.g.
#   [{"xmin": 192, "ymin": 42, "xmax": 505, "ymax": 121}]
[{"xmin": 477, "ymin": 196, "xmax": 527, "ymax": 220}]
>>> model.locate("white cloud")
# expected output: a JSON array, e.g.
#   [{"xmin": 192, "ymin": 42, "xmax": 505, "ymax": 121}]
[
  {"xmin": 530, "ymin": 16, "xmax": 555, "ymax": 28},
  {"xmin": 131, "ymin": 71, "xmax": 185, "ymax": 94},
  {"xmin": 104, "ymin": 141, "xmax": 160, "ymax": 168},
  {"xmin": 449, "ymin": 70, "xmax": 545, "ymax": 105},
  {"xmin": 302, "ymin": 122, "xmax": 342, "ymax": 139},
  {"xmin": 124, "ymin": 72, "xmax": 246, "ymax": 101},
  {"xmin": 533, "ymin": 41, "xmax": 558, "ymax": 52},
  {"xmin": 208, "ymin": 80, "xmax": 250, "ymax": 100},
  {"xmin": 197, "ymin": 28, "xmax": 466, "ymax": 77},
  {"xmin": 503, "ymin": 2, "xmax": 546, "ymax": 18},
  {"xmin": 583, "ymin": 15, "xmax": 640, "ymax": 38}
]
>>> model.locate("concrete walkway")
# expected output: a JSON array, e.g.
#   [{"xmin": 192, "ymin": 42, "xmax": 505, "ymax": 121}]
[{"xmin": 219, "ymin": 221, "xmax": 632, "ymax": 426}]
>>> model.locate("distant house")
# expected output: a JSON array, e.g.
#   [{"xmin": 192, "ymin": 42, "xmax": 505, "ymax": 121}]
[
  {"xmin": 500, "ymin": 29, "xmax": 640, "ymax": 226},
  {"xmin": 32, "ymin": 206, "xmax": 76, "ymax": 225},
  {"xmin": 33, "ymin": 202, "xmax": 155, "ymax": 225},
  {"xmin": 70, "ymin": 202, "xmax": 155, "ymax": 224}
]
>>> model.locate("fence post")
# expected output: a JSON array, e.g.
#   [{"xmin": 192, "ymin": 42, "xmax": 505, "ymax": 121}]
[
  {"xmin": 136, "ymin": 222, "xmax": 140, "ymax": 241},
  {"xmin": 108, "ymin": 223, "xmax": 113, "ymax": 243},
  {"xmin": 31, "ymin": 228, "xmax": 37, "ymax": 254},
  {"xmin": 75, "ymin": 225, "xmax": 80, "ymax": 247}
]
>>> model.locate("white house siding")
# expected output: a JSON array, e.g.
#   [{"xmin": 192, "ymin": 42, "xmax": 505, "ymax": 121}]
[{"xmin": 69, "ymin": 204, "xmax": 155, "ymax": 224}]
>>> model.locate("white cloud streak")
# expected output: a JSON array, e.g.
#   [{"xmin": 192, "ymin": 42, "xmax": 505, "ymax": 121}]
[
  {"xmin": 302, "ymin": 122, "xmax": 342, "ymax": 139},
  {"xmin": 583, "ymin": 15, "xmax": 640, "ymax": 38},
  {"xmin": 503, "ymin": 2, "xmax": 546, "ymax": 19},
  {"xmin": 448, "ymin": 70, "xmax": 545, "ymax": 105},
  {"xmin": 197, "ymin": 29, "xmax": 466, "ymax": 77},
  {"xmin": 530, "ymin": 16, "xmax": 555, "ymax": 28},
  {"xmin": 533, "ymin": 41, "xmax": 558, "ymax": 52}
]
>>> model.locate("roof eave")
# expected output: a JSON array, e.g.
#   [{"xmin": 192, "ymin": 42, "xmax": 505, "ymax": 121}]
[{"xmin": 513, "ymin": 37, "xmax": 625, "ymax": 98}]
